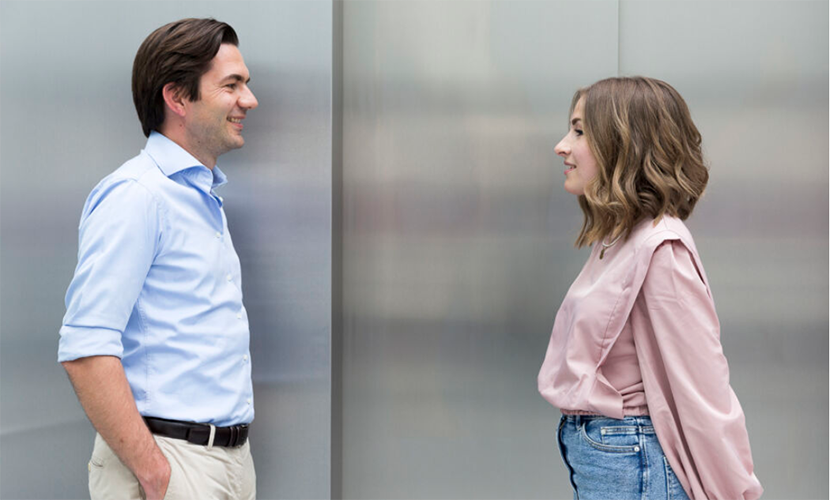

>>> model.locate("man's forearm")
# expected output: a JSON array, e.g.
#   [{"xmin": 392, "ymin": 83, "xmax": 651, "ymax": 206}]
[{"xmin": 62, "ymin": 355, "xmax": 170, "ymax": 499}]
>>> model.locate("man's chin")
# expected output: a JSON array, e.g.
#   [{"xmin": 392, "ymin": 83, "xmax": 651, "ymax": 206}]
[{"xmin": 225, "ymin": 137, "xmax": 245, "ymax": 151}]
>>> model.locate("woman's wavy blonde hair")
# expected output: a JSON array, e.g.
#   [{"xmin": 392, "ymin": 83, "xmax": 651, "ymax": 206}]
[{"xmin": 572, "ymin": 76, "xmax": 708, "ymax": 248}]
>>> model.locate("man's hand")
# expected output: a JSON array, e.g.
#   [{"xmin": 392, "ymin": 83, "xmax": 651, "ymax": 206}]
[
  {"xmin": 136, "ymin": 456, "xmax": 171, "ymax": 500},
  {"xmin": 62, "ymin": 356, "xmax": 171, "ymax": 499}
]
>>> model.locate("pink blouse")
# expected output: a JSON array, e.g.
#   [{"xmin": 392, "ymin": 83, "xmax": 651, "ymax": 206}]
[{"xmin": 538, "ymin": 216, "xmax": 762, "ymax": 500}]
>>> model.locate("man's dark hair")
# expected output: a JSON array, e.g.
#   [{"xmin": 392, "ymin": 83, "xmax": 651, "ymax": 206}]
[{"xmin": 132, "ymin": 18, "xmax": 239, "ymax": 137}]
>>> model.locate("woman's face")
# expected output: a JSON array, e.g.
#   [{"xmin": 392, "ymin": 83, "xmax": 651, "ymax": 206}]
[{"xmin": 555, "ymin": 97, "xmax": 599, "ymax": 196}]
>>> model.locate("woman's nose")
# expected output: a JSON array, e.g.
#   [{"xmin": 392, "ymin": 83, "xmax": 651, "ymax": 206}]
[{"xmin": 554, "ymin": 137, "xmax": 569, "ymax": 157}]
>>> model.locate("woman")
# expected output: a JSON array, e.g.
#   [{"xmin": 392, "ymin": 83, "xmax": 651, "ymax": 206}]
[{"xmin": 537, "ymin": 77, "xmax": 763, "ymax": 500}]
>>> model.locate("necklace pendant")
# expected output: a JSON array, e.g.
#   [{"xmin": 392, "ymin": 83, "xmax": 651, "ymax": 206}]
[{"xmin": 599, "ymin": 247, "xmax": 606, "ymax": 259}]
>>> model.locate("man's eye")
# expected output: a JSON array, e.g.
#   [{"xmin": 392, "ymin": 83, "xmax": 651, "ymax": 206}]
[{"xmin": 226, "ymin": 84, "xmax": 237, "ymax": 90}]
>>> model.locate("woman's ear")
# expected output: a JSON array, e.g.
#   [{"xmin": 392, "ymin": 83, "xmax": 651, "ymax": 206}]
[{"xmin": 162, "ymin": 83, "xmax": 188, "ymax": 118}]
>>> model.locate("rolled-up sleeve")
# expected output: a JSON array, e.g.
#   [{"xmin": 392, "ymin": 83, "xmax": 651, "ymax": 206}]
[
  {"xmin": 58, "ymin": 178, "xmax": 160, "ymax": 362},
  {"xmin": 633, "ymin": 240, "xmax": 762, "ymax": 500}
]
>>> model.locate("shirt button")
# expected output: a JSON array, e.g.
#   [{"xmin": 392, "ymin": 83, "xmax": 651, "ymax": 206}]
[
  {"xmin": 243, "ymin": 354, "xmax": 249, "ymax": 361},
  {"xmin": 227, "ymin": 274, "xmax": 232, "ymax": 282},
  {"xmin": 246, "ymin": 398, "xmax": 252, "ymax": 405},
  {"xmin": 215, "ymin": 232, "xmax": 221, "ymax": 239},
  {"xmin": 219, "ymin": 196, "xmax": 224, "ymax": 202},
  {"xmin": 634, "ymin": 446, "xmax": 640, "ymax": 452},
  {"xmin": 237, "ymin": 312, "xmax": 243, "ymax": 320}
]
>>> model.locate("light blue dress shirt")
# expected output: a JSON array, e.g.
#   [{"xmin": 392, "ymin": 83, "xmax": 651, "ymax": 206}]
[{"xmin": 59, "ymin": 132, "xmax": 254, "ymax": 427}]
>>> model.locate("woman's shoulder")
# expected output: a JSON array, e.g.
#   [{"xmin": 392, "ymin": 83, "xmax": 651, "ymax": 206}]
[
  {"xmin": 611, "ymin": 216, "xmax": 708, "ymax": 289},
  {"xmin": 628, "ymin": 216, "xmax": 698, "ymax": 256}
]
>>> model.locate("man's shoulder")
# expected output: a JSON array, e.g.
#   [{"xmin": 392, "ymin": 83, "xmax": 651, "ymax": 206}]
[
  {"xmin": 81, "ymin": 150, "xmax": 166, "ymax": 217},
  {"xmin": 91, "ymin": 150, "xmax": 166, "ymax": 196},
  {"xmin": 108, "ymin": 149, "xmax": 164, "ymax": 185}
]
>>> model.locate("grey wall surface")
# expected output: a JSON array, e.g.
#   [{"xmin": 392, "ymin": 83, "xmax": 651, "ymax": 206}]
[
  {"xmin": 340, "ymin": 1, "xmax": 828, "ymax": 499},
  {"xmin": 0, "ymin": 1, "xmax": 827, "ymax": 499},
  {"xmin": 0, "ymin": 1, "xmax": 334, "ymax": 499},
  {"xmin": 340, "ymin": 1, "xmax": 618, "ymax": 498}
]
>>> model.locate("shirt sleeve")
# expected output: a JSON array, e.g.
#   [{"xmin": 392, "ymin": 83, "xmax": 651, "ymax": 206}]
[
  {"xmin": 632, "ymin": 240, "xmax": 763, "ymax": 500},
  {"xmin": 58, "ymin": 178, "xmax": 161, "ymax": 362}
]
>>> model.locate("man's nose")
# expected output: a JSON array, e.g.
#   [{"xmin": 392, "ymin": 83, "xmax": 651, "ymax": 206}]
[{"xmin": 240, "ymin": 86, "xmax": 258, "ymax": 110}]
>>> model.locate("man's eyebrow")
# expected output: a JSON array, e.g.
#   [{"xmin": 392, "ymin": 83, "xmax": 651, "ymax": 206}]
[{"xmin": 222, "ymin": 74, "xmax": 251, "ymax": 84}]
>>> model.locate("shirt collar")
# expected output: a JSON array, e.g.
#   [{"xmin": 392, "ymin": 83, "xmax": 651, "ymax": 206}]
[{"xmin": 143, "ymin": 131, "xmax": 228, "ymax": 192}]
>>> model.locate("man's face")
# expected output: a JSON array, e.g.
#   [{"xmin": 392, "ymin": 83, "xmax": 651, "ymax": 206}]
[{"xmin": 184, "ymin": 43, "xmax": 258, "ymax": 165}]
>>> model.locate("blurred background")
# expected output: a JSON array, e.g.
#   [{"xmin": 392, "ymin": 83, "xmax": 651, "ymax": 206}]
[{"xmin": 1, "ymin": 1, "xmax": 826, "ymax": 499}]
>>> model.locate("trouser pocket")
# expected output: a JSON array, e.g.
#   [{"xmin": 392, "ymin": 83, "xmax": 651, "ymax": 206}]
[
  {"xmin": 579, "ymin": 419, "xmax": 642, "ymax": 453},
  {"xmin": 557, "ymin": 416, "xmax": 579, "ymax": 497},
  {"xmin": 88, "ymin": 434, "xmax": 143, "ymax": 500}
]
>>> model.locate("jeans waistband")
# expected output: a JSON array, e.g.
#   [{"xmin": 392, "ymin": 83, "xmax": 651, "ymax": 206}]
[{"xmin": 562, "ymin": 413, "xmax": 653, "ymax": 428}]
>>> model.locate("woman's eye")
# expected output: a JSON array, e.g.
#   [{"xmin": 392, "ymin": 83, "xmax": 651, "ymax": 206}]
[{"xmin": 575, "ymin": 129, "xmax": 583, "ymax": 137}]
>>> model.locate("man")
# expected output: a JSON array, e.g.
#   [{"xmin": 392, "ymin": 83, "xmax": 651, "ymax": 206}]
[{"xmin": 59, "ymin": 18, "xmax": 258, "ymax": 499}]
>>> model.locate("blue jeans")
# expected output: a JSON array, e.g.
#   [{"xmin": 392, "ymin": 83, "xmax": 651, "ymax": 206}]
[{"xmin": 557, "ymin": 414, "xmax": 690, "ymax": 500}]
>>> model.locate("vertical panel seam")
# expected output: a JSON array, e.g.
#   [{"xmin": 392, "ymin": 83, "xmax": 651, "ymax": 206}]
[{"xmin": 617, "ymin": 0, "xmax": 621, "ymax": 76}]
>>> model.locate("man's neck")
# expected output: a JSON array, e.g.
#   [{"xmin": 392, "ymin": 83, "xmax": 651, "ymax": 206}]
[{"xmin": 156, "ymin": 128, "xmax": 216, "ymax": 170}]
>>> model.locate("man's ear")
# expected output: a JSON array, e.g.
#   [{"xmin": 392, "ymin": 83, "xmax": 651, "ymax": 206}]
[{"xmin": 162, "ymin": 83, "xmax": 188, "ymax": 118}]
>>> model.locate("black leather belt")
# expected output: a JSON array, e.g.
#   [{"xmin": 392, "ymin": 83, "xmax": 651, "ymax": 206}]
[{"xmin": 144, "ymin": 417, "xmax": 249, "ymax": 448}]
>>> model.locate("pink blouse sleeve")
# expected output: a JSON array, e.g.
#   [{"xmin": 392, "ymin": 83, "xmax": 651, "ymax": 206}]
[{"xmin": 632, "ymin": 240, "xmax": 763, "ymax": 500}]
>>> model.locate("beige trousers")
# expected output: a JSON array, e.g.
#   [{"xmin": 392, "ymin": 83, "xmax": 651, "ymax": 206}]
[{"xmin": 88, "ymin": 433, "xmax": 256, "ymax": 500}]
